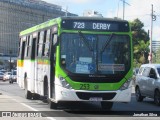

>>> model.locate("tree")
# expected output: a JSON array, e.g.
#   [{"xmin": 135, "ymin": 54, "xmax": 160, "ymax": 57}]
[
  {"xmin": 134, "ymin": 40, "xmax": 149, "ymax": 64},
  {"xmin": 131, "ymin": 19, "xmax": 149, "ymax": 43},
  {"xmin": 153, "ymin": 48, "xmax": 160, "ymax": 63},
  {"xmin": 130, "ymin": 19, "xmax": 150, "ymax": 67}
]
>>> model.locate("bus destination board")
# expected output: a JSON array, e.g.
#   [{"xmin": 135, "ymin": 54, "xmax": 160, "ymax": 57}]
[{"xmin": 61, "ymin": 19, "xmax": 129, "ymax": 32}]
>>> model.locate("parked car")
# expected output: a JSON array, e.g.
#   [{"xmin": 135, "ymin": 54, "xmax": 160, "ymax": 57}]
[
  {"xmin": 0, "ymin": 69, "xmax": 6, "ymax": 74},
  {"xmin": 135, "ymin": 64, "xmax": 160, "ymax": 106},
  {"xmin": 3, "ymin": 72, "xmax": 11, "ymax": 81},
  {"xmin": 9, "ymin": 70, "xmax": 17, "ymax": 83},
  {"xmin": 0, "ymin": 72, "xmax": 4, "ymax": 80}
]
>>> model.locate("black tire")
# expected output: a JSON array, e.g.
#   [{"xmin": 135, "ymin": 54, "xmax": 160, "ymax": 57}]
[
  {"xmin": 24, "ymin": 76, "xmax": 32, "ymax": 99},
  {"xmin": 32, "ymin": 93, "xmax": 40, "ymax": 100},
  {"xmin": 135, "ymin": 87, "xmax": 144, "ymax": 102},
  {"xmin": 49, "ymin": 100, "xmax": 57, "ymax": 109},
  {"xmin": 42, "ymin": 78, "xmax": 49, "ymax": 103},
  {"xmin": 25, "ymin": 90, "xmax": 32, "ymax": 99},
  {"xmin": 101, "ymin": 102, "xmax": 113, "ymax": 110},
  {"xmin": 154, "ymin": 90, "xmax": 160, "ymax": 106},
  {"xmin": 44, "ymin": 78, "xmax": 48, "ymax": 98}
]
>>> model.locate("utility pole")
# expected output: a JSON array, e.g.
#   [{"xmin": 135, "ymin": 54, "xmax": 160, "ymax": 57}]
[
  {"xmin": 149, "ymin": 4, "xmax": 156, "ymax": 63},
  {"xmin": 121, "ymin": 0, "xmax": 130, "ymax": 20}
]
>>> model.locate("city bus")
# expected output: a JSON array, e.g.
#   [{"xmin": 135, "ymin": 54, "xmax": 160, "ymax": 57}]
[{"xmin": 17, "ymin": 16, "xmax": 133, "ymax": 110}]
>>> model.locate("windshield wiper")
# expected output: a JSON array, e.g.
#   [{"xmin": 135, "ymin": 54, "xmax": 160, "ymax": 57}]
[
  {"xmin": 78, "ymin": 31, "xmax": 93, "ymax": 51},
  {"xmin": 100, "ymin": 33, "xmax": 115, "ymax": 53}
]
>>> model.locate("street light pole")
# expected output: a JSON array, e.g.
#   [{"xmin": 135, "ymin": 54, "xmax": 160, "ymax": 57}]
[
  {"xmin": 149, "ymin": 4, "xmax": 156, "ymax": 63},
  {"xmin": 120, "ymin": 0, "xmax": 130, "ymax": 20}
]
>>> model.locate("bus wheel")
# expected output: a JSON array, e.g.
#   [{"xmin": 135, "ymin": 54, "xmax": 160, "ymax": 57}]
[
  {"xmin": 44, "ymin": 77, "xmax": 48, "ymax": 99},
  {"xmin": 49, "ymin": 100, "xmax": 57, "ymax": 109},
  {"xmin": 154, "ymin": 90, "xmax": 160, "ymax": 106},
  {"xmin": 101, "ymin": 102, "xmax": 113, "ymax": 110},
  {"xmin": 25, "ymin": 90, "xmax": 32, "ymax": 99},
  {"xmin": 24, "ymin": 76, "xmax": 32, "ymax": 99},
  {"xmin": 32, "ymin": 93, "xmax": 40, "ymax": 100}
]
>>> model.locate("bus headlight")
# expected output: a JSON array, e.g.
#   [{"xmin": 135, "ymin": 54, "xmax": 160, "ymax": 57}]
[
  {"xmin": 59, "ymin": 76, "xmax": 72, "ymax": 89},
  {"xmin": 120, "ymin": 79, "xmax": 132, "ymax": 90}
]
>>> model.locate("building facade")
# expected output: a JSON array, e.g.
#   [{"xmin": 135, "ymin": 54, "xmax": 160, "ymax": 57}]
[
  {"xmin": 0, "ymin": 0, "xmax": 76, "ymax": 57},
  {"xmin": 152, "ymin": 40, "xmax": 160, "ymax": 52}
]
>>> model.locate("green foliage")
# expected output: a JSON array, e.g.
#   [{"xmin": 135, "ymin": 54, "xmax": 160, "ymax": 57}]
[
  {"xmin": 131, "ymin": 19, "xmax": 149, "ymax": 44},
  {"xmin": 130, "ymin": 18, "xmax": 150, "ymax": 67}
]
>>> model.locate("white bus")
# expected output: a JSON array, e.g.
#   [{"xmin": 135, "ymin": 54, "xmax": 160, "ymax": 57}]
[{"xmin": 17, "ymin": 17, "xmax": 133, "ymax": 110}]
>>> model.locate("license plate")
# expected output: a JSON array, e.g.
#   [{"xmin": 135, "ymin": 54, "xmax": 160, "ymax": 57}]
[{"xmin": 89, "ymin": 97, "xmax": 102, "ymax": 101}]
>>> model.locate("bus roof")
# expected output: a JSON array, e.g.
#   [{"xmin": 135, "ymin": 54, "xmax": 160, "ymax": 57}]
[
  {"xmin": 61, "ymin": 16, "xmax": 128, "ymax": 21},
  {"xmin": 19, "ymin": 17, "xmax": 61, "ymax": 36},
  {"xmin": 19, "ymin": 16, "xmax": 129, "ymax": 36}
]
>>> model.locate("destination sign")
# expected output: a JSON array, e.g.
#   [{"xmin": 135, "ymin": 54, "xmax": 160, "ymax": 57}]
[{"xmin": 61, "ymin": 19, "xmax": 129, "ymax": 32}]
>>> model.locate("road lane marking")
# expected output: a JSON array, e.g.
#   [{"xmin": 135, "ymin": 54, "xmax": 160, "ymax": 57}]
[{"xmin": 11, "ymin": 98, "xmax": 56, "ymax": 120}]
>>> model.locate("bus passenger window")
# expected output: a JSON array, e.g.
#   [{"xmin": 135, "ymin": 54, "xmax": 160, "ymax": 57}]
[
  {"xmin": 36, "ymin": 32, "xmax": 40, "ymax": 56},
  {"xmin": 24, "ymin": 36, "xmax": 29, "ymax": 57},
  {"xmin": 28, "ymin": 35, "xmax": 33, "ymax": 57},
  {"xmin": 18, "ymin": 38, "xmax": 21, "ymax": 57},
  {"xmin": 31, "ymin": 38, "xmax": 36, "ymax": 60},
  {"xmin": 20, "ymin": 37, "xmax": 26, "ymax": 60},
  {"xmin": 21, "ymin": 41, "xmax": 26, "ymax": 60},
  {"xmin": 38, "ymin": 31, "xmax": 44, "ymax": 57},
  {"xmin": 24, "ymin": 35, "xmax": 32, "ymax": 58},
  {"xmin": 44, "ymin": 29, "xmax": 50, "ymax": 57}
]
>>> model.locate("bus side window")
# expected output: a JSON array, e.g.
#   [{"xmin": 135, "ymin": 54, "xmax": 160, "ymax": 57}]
[
  {"xmin": 24, "ymin": 36, "xmax": 29, "ymax": 57},
  {"xmin": 43, "ymin": 29, "xmax": 51, "ymax": 57},
  {"xmin": 21, "ymin": 41, "xmax": 26, "ymax": 60},
  {"xmin": 20, "ymin": 37, "xmax": 26, "ymax": 60},
  {"xmin": 52, "ymin": 34, "xmax": 58, "ymax": 61},
  {"xmin": 31, "ymin": 38, "xmax": 36, "ymax": 60},
  {"xmin": 50, "ymin": 25, "xmax": 58, "ymax": 61},
  {"xmin": 18, "ymin": 38, "xmax": 21, "ymax": 58},
  {"xmin": 28, "ymin": 35, "xmax": 33, "ymax": 58},
  {"xmin": 24, "ymin": 35, "xmax": 32, "ymax": 58},
  {"xmin": 36, "ymin": 32, "xmax": 40, "ymax": 57},
  {"xmin": 38, "ymin": 31, "xmax": 44, "ymax": 57}
]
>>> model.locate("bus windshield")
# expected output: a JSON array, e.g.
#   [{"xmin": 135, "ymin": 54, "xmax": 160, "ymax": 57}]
[{"xmin": 60, "ymin": 33, "xmax": 131, "ymax": 75}]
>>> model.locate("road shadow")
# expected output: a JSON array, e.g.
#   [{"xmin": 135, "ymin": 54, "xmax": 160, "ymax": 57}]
[{"xmin": 57, "ymin": 101, "xmax": 101, "ymax": 110}]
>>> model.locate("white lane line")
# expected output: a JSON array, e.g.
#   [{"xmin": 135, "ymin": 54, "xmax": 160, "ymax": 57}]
[{"xmin": 12, "ymin": 98, "xmax": 56, "ymax": 120}]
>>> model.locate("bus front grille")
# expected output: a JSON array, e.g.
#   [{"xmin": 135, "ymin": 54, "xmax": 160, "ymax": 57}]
[{"xmin": 76, "ymin": 92, "xmax": 116, "ymax": 100}]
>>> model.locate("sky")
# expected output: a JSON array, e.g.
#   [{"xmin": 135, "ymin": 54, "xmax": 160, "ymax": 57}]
[{"xmin": 43, "ymin": 0, "xmax": 160, "ymax": 41}]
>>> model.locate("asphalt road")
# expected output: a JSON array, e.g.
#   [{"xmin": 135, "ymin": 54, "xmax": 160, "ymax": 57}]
[{"xmin": 0, "ymin": 80, "xmax": 160, "ymax": 120}]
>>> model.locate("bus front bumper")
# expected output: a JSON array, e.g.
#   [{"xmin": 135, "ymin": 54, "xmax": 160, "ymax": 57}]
[{"xmin": 52, "ymin": 84, "xmax": 132, "ymax": 103}]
